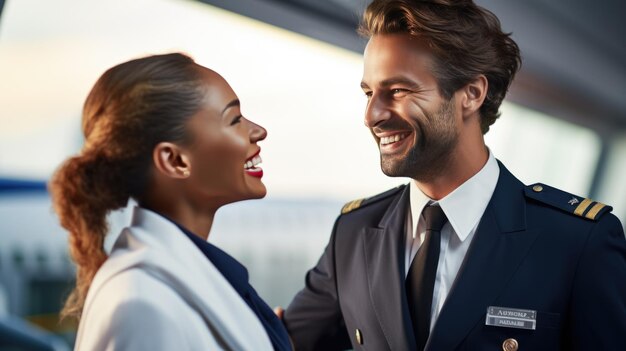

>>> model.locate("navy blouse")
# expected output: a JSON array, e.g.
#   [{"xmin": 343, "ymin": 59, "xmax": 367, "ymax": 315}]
[{"xmin": 169, "ymin": 218, "xmax": 292, "ymax": 351}]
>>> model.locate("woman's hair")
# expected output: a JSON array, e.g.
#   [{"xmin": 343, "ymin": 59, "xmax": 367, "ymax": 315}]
[
  {"xmin": 359, "ymin": 0, "xmax": 521, "ymax": 133},
  {"xmin": 49, "ymin": 53, "xmax": 207, "ymax": 319}
]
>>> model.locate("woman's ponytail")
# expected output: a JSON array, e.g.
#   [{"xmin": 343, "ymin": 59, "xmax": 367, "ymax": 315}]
[{"xmin": 50, "ymin": 152, "xmax": 130, "ymax": 319}]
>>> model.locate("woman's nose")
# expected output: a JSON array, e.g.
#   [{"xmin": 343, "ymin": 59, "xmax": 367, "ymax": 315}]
[{"xmin": 249, "ymin": 120, "xmax": 267, "ymax": 142}]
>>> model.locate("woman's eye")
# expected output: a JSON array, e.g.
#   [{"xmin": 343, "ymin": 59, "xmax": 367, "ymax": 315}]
[{"xmin": 230, "ymin": 115, "xmax": 242, "ymax": 126}]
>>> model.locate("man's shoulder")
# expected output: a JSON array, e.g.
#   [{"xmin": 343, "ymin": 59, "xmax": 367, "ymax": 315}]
[
  {"xmin": 523, "ymin": 182, "xmax": 614, "ymax": 222},
  {"xmin": 340, "ymin": 184, "xmax": 406, "ymax": 215}
]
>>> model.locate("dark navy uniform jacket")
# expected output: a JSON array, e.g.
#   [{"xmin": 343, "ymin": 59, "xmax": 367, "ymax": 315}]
[{"xmin": 284, "ymin": 161, "xmax": 626, "ymax": 350}]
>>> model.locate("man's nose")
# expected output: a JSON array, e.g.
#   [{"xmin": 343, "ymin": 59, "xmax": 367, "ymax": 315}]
[{"xmin": 364, "ymin": 94, "xmax": 391, "ymax": 128}]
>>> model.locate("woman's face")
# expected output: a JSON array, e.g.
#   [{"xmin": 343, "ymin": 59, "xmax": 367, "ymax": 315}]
[{"xmin": 183, "ymin": 68, "xmax": 267, "ymax": 206}]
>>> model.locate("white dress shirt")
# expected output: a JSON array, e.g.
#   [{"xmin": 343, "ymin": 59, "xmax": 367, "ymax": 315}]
[{"xmin": 405, "ymin": 151, "xmax": 500, "ymax": 330}]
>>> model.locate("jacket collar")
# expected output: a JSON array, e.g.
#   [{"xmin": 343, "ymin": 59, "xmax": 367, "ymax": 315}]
[{"xmin": 82, "ymin": 207, "xmax": 273, "ymax": 351}]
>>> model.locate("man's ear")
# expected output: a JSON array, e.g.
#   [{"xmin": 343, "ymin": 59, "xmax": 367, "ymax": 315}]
[
  {"xmin": 460, "ymin": 75, "xmax": 488, "ymax": 119},
  {"xmin": 153, "ymin": 142, "xmax": 191, "ymax": 179}
]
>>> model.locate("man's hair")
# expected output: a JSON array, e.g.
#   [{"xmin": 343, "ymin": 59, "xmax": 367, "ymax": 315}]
[{"xmin": 359, "ymin": 0, "xmax": 521, "ymax": 133}]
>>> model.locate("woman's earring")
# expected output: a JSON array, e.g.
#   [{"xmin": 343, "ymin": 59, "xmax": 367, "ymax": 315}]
[{"xmin": 182, "ymin": 169, "xmax": 190, "ymax": 177}]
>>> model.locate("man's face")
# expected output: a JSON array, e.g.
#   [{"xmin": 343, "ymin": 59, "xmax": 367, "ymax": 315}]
[{"xmin": 361, "ymin": 34, "xmax": 460, "ymax": 181}]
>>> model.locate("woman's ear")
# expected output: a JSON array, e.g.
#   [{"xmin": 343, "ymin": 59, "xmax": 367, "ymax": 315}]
[
  {"xmin": 153, "ymin": 142, "xmax": 191, "ymax": 179},
  {"xmin": 460, "ymin": 75, "xmax": 488, "ymax": 119}
]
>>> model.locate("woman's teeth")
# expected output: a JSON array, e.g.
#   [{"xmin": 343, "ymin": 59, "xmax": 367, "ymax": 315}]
[
  {"xmin": 380, "ymin": 133, "xmax": 408, "ymax": 146},
  {"xmin": 244, "ymin": 155, "xmax": 262, "ymax": 170}
]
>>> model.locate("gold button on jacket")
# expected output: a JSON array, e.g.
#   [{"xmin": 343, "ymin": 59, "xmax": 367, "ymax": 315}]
[
  {"xmin": 355, "ymin": 329, "xmax": 363, "ymax": 345},
  {"xmin": 502, "ymin": 338, "xmax": 518, "ymax": 351}
]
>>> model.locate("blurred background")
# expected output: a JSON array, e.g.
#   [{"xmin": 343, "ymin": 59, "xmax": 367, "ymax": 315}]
[{"xmin": 1, "ymin": 0, "xmax": 625, "ymax": 348}]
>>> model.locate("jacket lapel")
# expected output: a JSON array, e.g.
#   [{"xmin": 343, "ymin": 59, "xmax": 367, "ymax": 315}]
[
  {"xmin": 427, "ymin": 162, "xmax": 539, "ymax": 350},
  {"xmin": 363, "ymin": 185, "xmax": 415, "ymax": 350}
]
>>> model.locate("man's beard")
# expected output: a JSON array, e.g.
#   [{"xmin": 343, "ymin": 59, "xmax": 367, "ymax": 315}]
[{"xmin": 380, "ymin": 98, "xmax": 459, "ymax": 182}]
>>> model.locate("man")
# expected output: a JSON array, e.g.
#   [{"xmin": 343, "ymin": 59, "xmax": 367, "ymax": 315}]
[{"xmin": 283, "ymin": 0, "xmax": 626, "ymax": 350}]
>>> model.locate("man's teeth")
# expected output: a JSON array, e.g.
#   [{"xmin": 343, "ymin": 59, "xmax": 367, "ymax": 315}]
[
  {"xmin": 380, "ymin": 133, "xmax": 408, "ymax": 146},
  {"xmin": 244, "ymin": 155, "xmax": 262, "ymax": 170}
]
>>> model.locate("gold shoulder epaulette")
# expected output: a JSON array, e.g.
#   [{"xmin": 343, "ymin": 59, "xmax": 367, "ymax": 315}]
[
  {"xmin": 340, "ymin": 185, "xmax": 406, "ymax": 215},
  {"xmin": 524, "ymin": 183, "xmax": 613, "ymax": 221},
  {"xmin": 341, "ymin": 198, "xmax": 364, "ymax": 214}
]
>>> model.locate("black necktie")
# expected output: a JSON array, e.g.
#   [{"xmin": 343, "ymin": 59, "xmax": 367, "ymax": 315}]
[{"xmin": 406, "ymin": 205, "xmax": 448, "ymax": 350}]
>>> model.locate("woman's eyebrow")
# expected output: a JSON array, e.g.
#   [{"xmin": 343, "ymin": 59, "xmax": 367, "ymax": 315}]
[{"xmin": 222, "ymin": 99, "xmax": 240, "ymax": 115}]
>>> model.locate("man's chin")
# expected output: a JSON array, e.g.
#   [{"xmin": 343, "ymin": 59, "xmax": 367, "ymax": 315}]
[{"xmin": 380, "ymin": 160, "xmax": 409, "ymax": 178}]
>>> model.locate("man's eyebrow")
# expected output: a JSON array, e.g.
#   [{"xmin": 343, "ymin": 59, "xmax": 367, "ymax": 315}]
[
  {"xmin": 379, "ymin": 77, "xmax": 421, "ymax": 89},
  {"xmin": 361, "ymin": 77, "xmax": 422, "ymax": 90},
  {"xmin": 221, "ymin": 99, "xmax": 240, "ymax": 115}
]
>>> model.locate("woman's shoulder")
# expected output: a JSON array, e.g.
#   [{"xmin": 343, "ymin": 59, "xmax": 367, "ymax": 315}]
[
  {"xmin": 84, "ymin": 267, "xmax": 194, "ymax": 323},
  {"xmin": 76, "ymin": 268, "xmax": 221, "ymax": 350}
]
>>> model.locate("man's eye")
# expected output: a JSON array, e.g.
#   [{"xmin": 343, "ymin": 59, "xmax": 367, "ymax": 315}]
[
  {"xmin": 364, "ymin": 91, "xmax": 373, "ymax": 99},
  {"xmin": 230, "ymin": 115, "xmax": 242, "ymax": 126},
  {"xmin": 392, "ymin": 88, "xmax": 408, "ymax": 95}
]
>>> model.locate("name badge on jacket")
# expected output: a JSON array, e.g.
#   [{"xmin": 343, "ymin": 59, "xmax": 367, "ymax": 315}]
[{"xmin": 485, "ymin": 306, "xmax": 537, "ymax": 330}]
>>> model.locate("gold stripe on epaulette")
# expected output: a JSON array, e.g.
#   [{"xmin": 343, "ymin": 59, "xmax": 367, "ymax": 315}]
[
  {"xmin": 585, "ymin": 202, "xmax": 606, "ymax": 220},
  {"xmin": 341, "ymin": 199, "xmax": 364, "ymax": 214},
  {"xmin": 574, "ymin": 198, "xmax": 593, "ymax": 216}
]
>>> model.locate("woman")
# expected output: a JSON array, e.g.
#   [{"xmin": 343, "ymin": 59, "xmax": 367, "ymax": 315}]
[{"xmin": 50, "ymin": 53, "xmax": 291, "ymax": 350}]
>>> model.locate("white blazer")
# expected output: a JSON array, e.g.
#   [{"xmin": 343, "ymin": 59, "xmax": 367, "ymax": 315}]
[{"xmin": 74, "ymin": 207, "xmax": 273, "ymax": 351}]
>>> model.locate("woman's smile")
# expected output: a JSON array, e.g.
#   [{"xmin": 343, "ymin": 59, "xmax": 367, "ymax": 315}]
[{"xmin": 244, "ymin": 149, "xmax": 263, "ymax": 178}]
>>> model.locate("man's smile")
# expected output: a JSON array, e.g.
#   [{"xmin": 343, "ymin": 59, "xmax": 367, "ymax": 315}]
[{"xmin": 376, "ymin": 131, "xmax": 412, "ymax": 153}]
